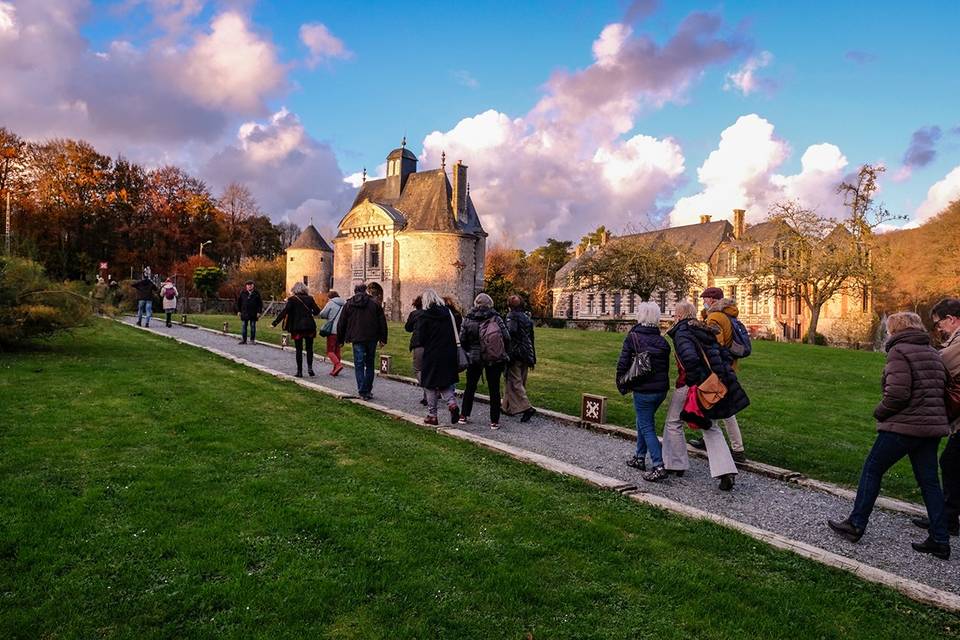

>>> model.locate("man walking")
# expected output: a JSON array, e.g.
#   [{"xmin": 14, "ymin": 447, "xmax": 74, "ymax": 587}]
[
  {"xmin": 236, "ymin": 280, "xmax": 264, "ymax": 344},
  {"xmin": 502, "ymin": 295, "xmax": 537, "ymax": 422},
  {"xmin": 337, "ymin": 283, "xmax": 388, "ymax": 400},
  {"xmin": 689, "ymin": 287, "xmax": 747, "ymax": 463},
  {"xmin": 914, "ymin": 298, "xmax": 960, "ymax": 536},
  {"xmin": 132, "ymin": 272, "xmax": 158, "ymax": 327}
]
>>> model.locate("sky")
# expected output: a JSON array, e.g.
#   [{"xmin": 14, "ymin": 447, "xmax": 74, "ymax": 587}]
[{"xmin": 1, "ymin": 0, "xmax": 958, "ymax": 248}]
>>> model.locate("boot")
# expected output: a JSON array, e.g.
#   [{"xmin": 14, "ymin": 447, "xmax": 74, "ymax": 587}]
[
  {"xmin": 718, "ymin": 473, "xmax": 736, "ymax": 491},
  {"xmin": 912, "ymin": 536, "xmax": 951, "ymax": 560},
  {"xmin": 827, "ymin": 518, "xmax": 863, "ymax": 543},
  {"xmin": 520, "ymin": 408, "xmax": 537, "ymax": 423}
]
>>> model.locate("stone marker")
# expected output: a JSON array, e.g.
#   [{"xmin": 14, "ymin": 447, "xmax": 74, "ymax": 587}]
[
  {"xmin": 581, "ymin": 393, "xmax": 607, "ymax": 424},
  {"xmin": 380, "ymin": 354, "xmax": 392, "ymax": 374}
]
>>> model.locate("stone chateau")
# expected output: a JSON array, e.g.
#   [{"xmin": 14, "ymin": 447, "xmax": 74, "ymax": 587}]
[
  {"xmin": 551, "ymin": 209, "xmax": 874, "ymax": 344},
  {"xmin": 330, "ymin": 142, "xmax": 487, "ymax": 320}
]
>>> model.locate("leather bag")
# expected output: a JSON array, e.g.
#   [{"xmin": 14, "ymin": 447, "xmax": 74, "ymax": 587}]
[
  {"xmin": 695, "ymin": 345, "xmax": 727, "ymax": 410},
  {"xmin": 617, "ymin": 333, "xmax": 653, "ymax": 389}
]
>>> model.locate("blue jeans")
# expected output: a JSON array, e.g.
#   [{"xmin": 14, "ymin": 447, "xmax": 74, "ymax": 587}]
[
  {"xmin": 137, "ymin": 299, "xmax": 152, "ymax": 324},
  {"xmin": 850, "ymin": 431, "xmax": 948, "ymax": 542},
  {"xmin": 352, "ymin": 340, "xmax": 378, "ymax": 395},
  {"xmin": 241, "ymin": 319, "xmax": 257, "ymax": 341},
  {"xmin": 633, "ymin": 391, "xmax": 667, "ymax": 467}
]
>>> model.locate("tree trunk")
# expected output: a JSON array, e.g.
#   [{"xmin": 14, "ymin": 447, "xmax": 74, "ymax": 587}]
[{"xmin": 807, "ymin": 303, "xmax": 823, "ymax": 344}]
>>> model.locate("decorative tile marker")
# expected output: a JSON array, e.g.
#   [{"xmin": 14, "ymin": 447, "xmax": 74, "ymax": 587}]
[
  {"xmin": 581, "ymin": 393, "xmax": 607, "ymax": 424},
  {"xmin": 222, "ymin": 321, "xmax": 229, "ymax": 334},
  {"xmin": 379, "ymin": 354, "xmax": 392, "ymax": 374},
  {"xmin": 180, "ymin": 314, "xmax": 187, "ymax": 325},
  {"xmin": 280, "ymin": 334, "xmax": 289, "ymax": 350}
]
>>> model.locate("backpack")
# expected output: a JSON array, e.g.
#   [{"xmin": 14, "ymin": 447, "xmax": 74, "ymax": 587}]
[
  {"xmin": 163, "ymin": 287, "xmax": 176, "ymax": 300},
  {"xmin": 728, "ymin": 316, "xmax": 752, "ymax": 358},
  {"xmin": 479, "ymin": 316, "xmax": 508, "ymax": 363}
]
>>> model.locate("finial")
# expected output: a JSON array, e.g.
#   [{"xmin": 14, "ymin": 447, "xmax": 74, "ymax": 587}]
[
  {"xmin": 441, "ymin": 150, "xmax": 446, "ymax": 170},
  {"xmin": 401, "ymin": 135, "xmax": 406, "ymax": 149},
  {"xmin": 362, "ymin": 167, "xmax": 367, "ymax": 183}
]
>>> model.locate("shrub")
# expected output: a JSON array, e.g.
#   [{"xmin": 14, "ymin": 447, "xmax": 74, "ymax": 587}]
[
  {"xmin": 0, "ymin": 257, "xmax": 89, "ymax": 349},
  {"xmin": 803, "ymin": 331, "xmax": 829, "ymax": 346},
  {"xmin": 193, "ymin": 266, "xmax": 226, "ymax": 299},
  {"xmin": 220, "ymin": 257, "xmax": 286, "ymax": 300}
]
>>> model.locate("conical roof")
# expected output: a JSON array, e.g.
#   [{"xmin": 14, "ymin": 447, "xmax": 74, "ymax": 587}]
[{"xmin": 289, "ymin": 224, "xmax": 333, "ymax": 252}]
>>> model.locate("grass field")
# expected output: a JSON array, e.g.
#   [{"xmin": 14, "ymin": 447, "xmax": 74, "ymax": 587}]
[
  {"xmin": 184, "ymin": 313, "xmax": 925, "ymax": 502},
  {"xmin": 0, "ymin": 322, "xmax": 957, "ymax": 639}
]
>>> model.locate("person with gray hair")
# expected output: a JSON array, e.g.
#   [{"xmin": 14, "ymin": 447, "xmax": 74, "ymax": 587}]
[
  {"xmin": 271, "ymin": 282, "xmax": 321, "ymax": 377},
  {"xmin": 829, "ymin": 311, "xmax": 952, "ymax": 559},
  {"xmin": 415, "ymin": 288, "xmax": 462, "ymax": 425},
  {"xmin": 458, "ymin": 292, "xmax": 511, "ymax": 429},
  {"xmin": 616, "ymin": 301, "xmax": 672, "ymax": 481}
]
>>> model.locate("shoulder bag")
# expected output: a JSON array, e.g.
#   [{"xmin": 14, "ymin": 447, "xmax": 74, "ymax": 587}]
[
  {"xmin": 617, "ymin": 333, "xmax": 653, "ymax": 388},
  {"xmin": 450, "ymin": 310, "xmax": 469, "ymax": 372},
  {"xmin": 695, "ymin": 344, "xmax": 728, "ymax": 410}
]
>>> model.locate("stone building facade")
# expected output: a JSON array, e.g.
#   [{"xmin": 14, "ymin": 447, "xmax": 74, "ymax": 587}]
[
  {"xmin": 332, "ymin": 144, "xmax": 487, "ymax": 320},
  {"xmin": 285, "ymin": 224, "xmax": 334, "ymax": 296},
  {"xmin": 552, "ymin": 209, "xmax": 874, "ymax": 343}
]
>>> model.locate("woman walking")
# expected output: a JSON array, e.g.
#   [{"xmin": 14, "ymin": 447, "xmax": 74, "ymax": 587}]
[
  {"xmin": 828, "ymin": 312, "xmax": 952, "ymax": 559},
  {"xmin": 415, "ymin": 289, "xmax": 461, "ymax": 425},
  {"xmin": 159, "ymin": 278, "xmax": 178, "ymax": 328},
  {"xmin": 319, "ymin": 291, "xmax": 345, "ymax": 377},
  {"xmin": 405, "ymin": 296, "xmax": 428, "ymax": 406},
  {"xmin": 271, "ymin": 282, "xmax": 321, "ymax": 378},
  {"xmin": 616, "ymin": 301, "xmax": 672, "ymax": 482},
  {"xmin": 458, "ymin": 293, "xmax": 511, "ymax": 430},
  {"xmin": 661, "ymin": 301, "xmax": 739, "ymax": 490}
]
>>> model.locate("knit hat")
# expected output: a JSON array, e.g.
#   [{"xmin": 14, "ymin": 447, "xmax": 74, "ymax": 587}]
[{"xmin": 701, "ymin": 287, "xmax": 724, "ymax": 299}]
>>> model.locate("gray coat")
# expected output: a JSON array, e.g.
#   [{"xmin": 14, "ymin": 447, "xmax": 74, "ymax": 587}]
[
  {"xmin": 874, "ymin": 328, "xmax": 950, "ymax": 438},
  {"xmin": 319, "ymin": 297, "xmax": 345, "ymax": 335}
]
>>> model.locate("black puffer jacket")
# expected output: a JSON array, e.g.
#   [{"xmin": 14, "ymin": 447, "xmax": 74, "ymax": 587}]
[
  {"xmin": 272, "ymin": 293, "xmax": 320, "ymax": 335},
  {"xmin": 417, "ymin": 304, "xmax": 460, "ymax": 389},
  {"xmin": 667, "ymin": 318, "xmax": 749, "ymax": 419},
  {"xmin": 874, "ymin": 328, "xmax": 950, "ymax": 438},
  {"xmin": 506, "ymin": 310, "xmax": 536, "ymax": 366},
  {"xmin": 460, "ymin": 306, "xmax": 510, "ymax": 365},
  {"xmin": 337, "ymin": 292, "xmax": 388, "ymax": 346},
  {"xmin": 616, "ymin": 324, "xmax": 671, "ymax": 395},
  {"xmin": 404, "ymin": 309, "xmax": 423, "ymax": 350}
]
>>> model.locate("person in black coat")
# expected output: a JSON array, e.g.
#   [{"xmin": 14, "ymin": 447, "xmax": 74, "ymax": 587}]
[
  {"xmin": 236, "ymin": 280, "xmax": 264, "ymax": 344},
  {"xmin": 271, "ymin": 282, "xmax": 321, "ymax": 377},
  {"xmin": 405, "ymin": 296, "xmax": 427, "ymax": 405},
  {"xmin": 458, "ymin": 293, "xmax": 511, "ymax": 429},
  {"xmin": 616, "ymin": 301, "xmax": 672, "ymax": 482},
  {"xmin": 337, "ymin": 283, "xmax": 389, "ymax": 400},
  {"xmin": 502, "ymin": 295, "xmax": 538, "ymax": 422},
  {"xmin": 131, "ymin": 276, "xmax": 158, "ymax": 327},
  {"xmin": 415, "ymin": 289, "xmax": 462, "ymax": 425}
]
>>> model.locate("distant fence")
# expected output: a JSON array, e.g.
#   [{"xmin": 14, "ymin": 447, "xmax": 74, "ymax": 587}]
[{"xmin": 180, "ymin": 298, "xmax": 287, "ymax": 315}]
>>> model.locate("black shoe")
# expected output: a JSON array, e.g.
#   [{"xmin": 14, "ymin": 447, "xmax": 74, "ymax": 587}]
[
  {"xmin": 643, "ymin": 466, "xmax": 667, "ymax": 482},
  {"xmin": 688, "ymin": 438, "xmax": 706, "ymax": 450},
  {"xmin": 666, "ymin": 469, "xmax": 685, "ymax": 477},
  {"xmin": 145, "ymin": 322, "xmax": 150, "ymax": 327},
  {"xmin": 251, "ymin": 339, "xmax": 257, "ymax": 345},
  {"xmin": 136, "ymin": 321, "xmax": 141, "ymax": 326},
  {"xmin": 731, "ymin": 450, "xmax": 747, "ymax": 464},
  {"xmin": 295, "ymin": 371, "xmax": 303, "ymax": 378},
  {"xmin": 238, "ymin": 340, "xmax": 247, "ymax": 344},
  {"xmin": 911, "ymin": 516, "xmax": 960, "ymax": 536},
  {"xmin": 449, "ymin": 405, "xmax": 460, "ymax": 425},
  {"xmin": 625, "ymin": 456, "xmax": 646, "ymax": 471},
  {"xmin": 308, "ymin": 369, "xmax": 315, "ymax": 377},
  {"xmin": 419, "ymin": 398, "xmax": 428, "ymax": 406},
  {"xmin": 718, "ymin": 474, "xmax": 735, "ymax": 491},
  {"xmin": 827, "ymin": 518, "xmax": 863, "ymax": 543},
  {"xmin": 520, "ymin": 408, "xmax": 537, "ymax": 423},
  {"xmin": 912, "ymin": 536, "xmax": 951, "ymax": 560}
]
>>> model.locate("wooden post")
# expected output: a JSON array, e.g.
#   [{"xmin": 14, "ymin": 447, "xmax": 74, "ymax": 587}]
[
  {"xmin": 581, "ymin": 393, "xmax": 607, "ymax": 424},
  {"xmin": 180, "ymin": 314, "xmax": 187, "ymax": 325},
  {"xmin": 379, "ymin": 354, "xmax": 392, "ymax": 375},
  {"xmin": 222, "ymin": 321, "xmax": 228, "ymax": 334},
  {"xmin": 280, "ymin": 334, "xmax": 289, "ymax": 350}
]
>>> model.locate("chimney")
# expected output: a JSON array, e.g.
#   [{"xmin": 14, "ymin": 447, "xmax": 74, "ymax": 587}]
[
  {"xmin": 600, "ymin": 229, "xmax": 610, "ymax": 246},
  {"xmin": 699, "ymin": 214, "xmax": 712, "ymax": 224},
  {"xmin": 575, "ymin": 244, "xmax": 583, "ymax": 258},
  {"xmin": 451, "ymin": 160, "xmax": 468, "ymax": 222},
  {"xmin": 733, "ymin": 208, "xmax": 746, "ymax": 239}
]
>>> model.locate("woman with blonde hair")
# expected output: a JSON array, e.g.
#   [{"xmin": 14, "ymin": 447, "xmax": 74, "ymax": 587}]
[
  {"xmin": 415, "ymin": 289, "xmax": 461, "ymax": 425},
  {"xmin": 662, "ymin": 300, "xmax": 738, "ymax": 489},
  {"xmin": 829, "ymin": 311, "xmax": 952, "ymax": 559}
]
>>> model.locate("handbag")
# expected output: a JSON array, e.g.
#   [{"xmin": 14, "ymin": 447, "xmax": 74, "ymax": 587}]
[
  {"xmin": 617, "ymin": 333, "xmax": 653, "ymax": 388},
  {"xmin": 695, "ymin": 345, "xmax": 727, "ymax": 410},
  {"xmin": 318, "ymin": 319, "xmax": 335, "ymax": 337},
  {"xmin": 450, "ymin": 310, "xmax": 469, "ymax": 372}
]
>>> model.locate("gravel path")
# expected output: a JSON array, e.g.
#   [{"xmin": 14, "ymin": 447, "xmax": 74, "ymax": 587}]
[{"xmin": 125, "ymin": 318, "xmax": 960, "ymax": 595}]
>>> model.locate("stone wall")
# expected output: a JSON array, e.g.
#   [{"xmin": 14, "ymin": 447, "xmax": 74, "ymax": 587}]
[
  {"xmin": 286, "ymin": 248, "xmax": 333, "ymax": 296},
  {"xmin": 396, "ymin": 232, "xmax": 483, "ymax": 319}
]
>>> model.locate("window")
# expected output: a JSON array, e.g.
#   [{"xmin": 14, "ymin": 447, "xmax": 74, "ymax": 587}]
[
  {"xmin": 303, "ymin": 275, "xmax": 309, "ymax": 286},
  {"xmin": 586, "ymin": 294, "xmax": 595, "ymax": 315},
  {"xmin": 795, "ymin": 288, "xmax": 802, "ymax": 315},
  {"xmin": 658, "ymin": 290, "xmax": 667, "ymax": 313},
  {"xmin": 862, "ymin": 285, "xmax": 869, "ymax": 313},
  {"xmin": 566, "ymin": 295, "xmax": 573, "ymax": 319},
  {"xmin": 368, "ymin": 244, "xmax": 380, "ymax": 268},
  {"xmin": 628, "ymin": 293, "xmax": 636, "ymax": 315},
  {"xmin": 613, "ymin": 293, "xmax": 622, "ymax": 316},
  {"xmin": 320, "ymin": 256, "xmax": 324, "ymax": 263},
  {"xmin": 778, "ymin": 289, "xmax": 787, "ymax": 315},
  {"xmin": 600, "ymin": 292, "xmax": 607, "ymax": 314},
  {"xmin": 750, "ymin": 285, "xmax": 760, "ymax": 315},
  {"xmin": 729, "ymin": 285, "xmax": 737, "ymax": 301}
]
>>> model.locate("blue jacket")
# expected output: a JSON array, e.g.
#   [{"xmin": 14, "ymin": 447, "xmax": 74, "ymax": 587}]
[
  {"xmin": 616, "ymin": 324, "xmax": 671, "ymax": 395},
  {"xmin": 667, "ymin": 318, "xmax": 749, "ymax": 419}
]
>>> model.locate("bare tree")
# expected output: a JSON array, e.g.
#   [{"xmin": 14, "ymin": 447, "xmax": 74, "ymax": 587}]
[
  {"xmin": 276, "ymin": 221, "xmax": 301, "ymax": 248},
  {"xmin": 218, "ymin": 182, "xmax": 261, "ymax": 264},
  {"xmin": 571, "ymin": 236, "xmax": 693, "ymax": 302}
]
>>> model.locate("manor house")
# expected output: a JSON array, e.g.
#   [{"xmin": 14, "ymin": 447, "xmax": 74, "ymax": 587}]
[
  {"xmin": 331, "ymin": 142, "xmax": 487, "ymax": 320},
  {"xmin": 551, "ymin": 210, "xmax": 874, "ymax": 344}
]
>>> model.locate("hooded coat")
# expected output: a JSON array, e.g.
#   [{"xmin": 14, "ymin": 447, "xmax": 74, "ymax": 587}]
[
  {"xmin": 667, "ymin": 317, "xmax": 749, "ymax": 420},
  {"xmin": 506, "ymin": 309, "xmax": 536, "ymax": 366},
  {"xmin": 460, "ymin": 306, "xmax": 511, "ymax": 366},
  {"xmin": 705, "ymin": 298, "xmax": 739, "ymax": 349},
  {"xmin": 616, "ymin": 324, "xmax": 671, "ymax": 395},
  {"xmin": 416, "ymin": 303, "xmax": 460, "ymax": 389},
  {"xmin": 319, "ymin": 296, "xmax": 345, "ymax": 335},
  {"xmin": 873, "ymin": 328, "xmax": 950, "ymax": 438},
  {"xmin": 337, "ymin": 292, "xmax": 388, "ymax": 346}
]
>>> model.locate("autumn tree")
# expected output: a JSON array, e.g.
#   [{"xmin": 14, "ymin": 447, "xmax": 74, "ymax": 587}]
[
  {"xmin": 218, "ymin": 182, "xmax": 261, "ymax": 264},
  {"xmin": 577, "ymin": 225, "xmax": 611, "ymax": 252},
  {"xmin": 571, "ymin": 236, "xmax": 693, "ymax": 302}
]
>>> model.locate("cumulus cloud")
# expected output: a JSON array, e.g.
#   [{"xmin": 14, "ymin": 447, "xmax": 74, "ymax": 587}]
[
  {"xmin": 902, "ymin": 125, "xmax": 942, "ymax": 168},
  {"xmin": 203, "ymin": 108, "xmax": 353, "ymax": 229},
  {"xmin": 299, "ymin": 22, "xmax": 351, "ymax": 67},
  {"xmin": 416, "ymin": 10, "xmax": 746, "ymax": 246},
  {"xmin": 724, "ymin": 51, "xmax": 777, "ymax": 96},
  {"xmin": 917, "ymin": 165, "xmax": 960, "ymax": 222},
  {"xmin": 0, "ymin": 2, "xmax": 18, "ymax": 38},
  {"xmin": 670, "ymin": 114, "xmax": 849, "ymax": 226}
]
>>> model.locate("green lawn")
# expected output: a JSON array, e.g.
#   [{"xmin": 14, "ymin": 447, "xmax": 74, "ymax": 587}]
[
  {"xmin": 0, "ymin": 322, "xmax": 956, "ymax": 639},
  {"xmin": 187, "ymin": 314, "xmax": 921, "ymax": 502}
]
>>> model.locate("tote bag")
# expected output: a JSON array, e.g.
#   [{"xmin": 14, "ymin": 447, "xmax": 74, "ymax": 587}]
[{"xmin": 450, "ymin": 311, "xmax": 469, "ymax": 372}]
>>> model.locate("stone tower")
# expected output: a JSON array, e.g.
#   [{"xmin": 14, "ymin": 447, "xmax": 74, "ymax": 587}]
[{"xmin": 285, "ymin": 224, "xmax": 334, "ymax": 296}]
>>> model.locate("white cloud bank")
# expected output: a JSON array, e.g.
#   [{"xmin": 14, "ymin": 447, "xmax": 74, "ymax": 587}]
[{"xmin": 917, "ymin": 165, "xmax": 960, "ymax": 222}]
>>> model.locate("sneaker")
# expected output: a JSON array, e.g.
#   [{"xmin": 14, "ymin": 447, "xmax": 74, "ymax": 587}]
[
  {"xmin": 490, "ymin": 422, "xmax": 500, "ymax": 430},
  {"xmin": 688, "ymin": 437, "xmax": 706, "ymax": 450},
  {"xmin": 330, "ymin": 364, "xmax": 343, "ymax": 377},
  {"xmin": 308, "ymin": 369, "xmax": 315, "ymax": 377},
  {"xmin": 642, "ymin": 466, "xmax": 668, "ymax": 482},
  {"xmin": 731, "ymin": 450, "xmax": 747, "ymax": 464},
  {"xmin": 361, "ymin": 393, "xmax": 373, "ymax": 401},
  {"xmin": 458, "ymin": 416, "xmax": 469, "ymax": 425},
  {"xmin": 449, "ymin": 405, "xmax": 461, "ymax": 425},
  {"xmin": 520, "ymin": 408, "xmax": 537, "ymax": 423},
  {"xmin": 827, "ymin": 518, "xmax": 863, "ymax": 543},
  {"xmin": 911, "ymin": 536, "xmax": 951, "ymax": 560},
  {"xmin": 718, "ymin": 473, "xmax": 736, "ymax": 491},
  {"xmin": 625, "ymin": 456, "xmax": 646, "ymax": 471},
  {"xmin": 423, "ymin": 415, "xmax": 439, "ymax": 426}
]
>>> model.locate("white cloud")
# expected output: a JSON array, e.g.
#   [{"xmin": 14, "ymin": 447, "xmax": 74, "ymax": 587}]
[
  {"xmin": 724, "ymin": 51, "xmax": 776, "ymax": 96},
  {"xmin": 0, "ymin": 2, "xmax": 18, "ymax": 38},
  {"xmin": 299, "ymin": 22, "xmax": 351, "ymax": 68},
  {"xmin": 670, "ymin": 114, "xmax": 849, "ymax": 226},
  {"xmin": 917, "ymin": 165, "xmax": 960, "ymax": 221},
  {"xmin": 451, "ymin": 69, "xmax": 479, "ymax": 88}
]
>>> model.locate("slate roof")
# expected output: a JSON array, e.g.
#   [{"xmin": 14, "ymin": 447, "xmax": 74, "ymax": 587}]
[{"xmin": 289, "ymin": 224, "xmax": 333, "ymax": 252}]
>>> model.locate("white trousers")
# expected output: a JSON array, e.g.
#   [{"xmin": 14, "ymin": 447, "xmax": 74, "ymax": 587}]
[{"xmin": 661, "ymin": 386, "xmax": 738, "ymax": 478}]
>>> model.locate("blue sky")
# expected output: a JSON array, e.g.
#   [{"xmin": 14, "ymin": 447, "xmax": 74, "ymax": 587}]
[{"xmin": 4, "ymin": 0, "xmax": 959, "ymax": 245}]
